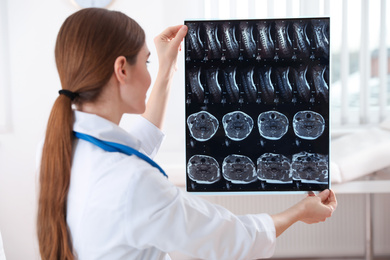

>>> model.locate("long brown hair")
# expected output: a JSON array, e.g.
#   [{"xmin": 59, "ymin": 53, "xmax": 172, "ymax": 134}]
[{"xmin": 37, "ymin": 8, "xmax": 145, "ymax": 259}]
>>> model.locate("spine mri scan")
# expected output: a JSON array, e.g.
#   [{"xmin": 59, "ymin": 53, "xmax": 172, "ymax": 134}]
[{"xmin": 185, "ymin": 18, "xmax": 329, "ymax": 193}]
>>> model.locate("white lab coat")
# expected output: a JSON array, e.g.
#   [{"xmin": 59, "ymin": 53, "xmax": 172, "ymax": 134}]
[
  {"xmin": 49, "ymin": 111, "xmax": 276, "ymax": 260},
  {"xmin": 0, "ymin": 231, "xmax": 6, "ymax": 260}
]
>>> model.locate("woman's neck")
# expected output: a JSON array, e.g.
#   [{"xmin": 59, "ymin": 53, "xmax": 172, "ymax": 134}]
[
  {"xmin": 77, "ymin": 102, "xmax": 122, "ymax": 125},
  {"xmin": 76, "ymin": 78, "xmax": 123, "ymax": 125}
]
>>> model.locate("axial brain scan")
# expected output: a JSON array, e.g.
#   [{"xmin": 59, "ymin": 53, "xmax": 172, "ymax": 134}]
[
  {"xmin": 222, "ymin": 154, "xmax": 257, "ymax": 184},
  {"xmin": 291, "ymin": 152, "xmax": 328, "ymax": 184},
  {"xmin": 258, "ymin": 111, "xmax": 289, "ymax": 140},
  {"xmin": 187, "ymin": 155, "xmax": 221, "ymax": 184},
  {"xmin": 187, "ymin": 111, "xmax": 219, "ymax": 142},
  {"xmin": 257, "ymin": 153, "xmax": 292, "ymax": 183},
  {"xmin": 293, "ymin": 111, "xmax": 325, "ymax": 140},
  {"xmin": 222, "ymin": 111, "xmax": 254, "ymax": 141}
]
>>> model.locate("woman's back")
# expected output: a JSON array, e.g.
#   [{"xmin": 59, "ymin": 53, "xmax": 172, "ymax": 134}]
[{"xmin": 67, "ymin": 111, "xmax": 169, "ymax": 259}]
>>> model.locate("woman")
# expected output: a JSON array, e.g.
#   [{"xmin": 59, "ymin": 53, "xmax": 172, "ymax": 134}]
[{"xmin": 37, "ymin": 8, "xmax": 337, "ymax": 260}]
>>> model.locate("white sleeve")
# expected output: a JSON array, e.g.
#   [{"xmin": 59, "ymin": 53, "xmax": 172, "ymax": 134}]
[
  {"xmin": 125, "ymin": 169, "xmax": 276, "ymax": 260},
  {"xmin": 0, "ymin": 230, "xmax": 6, "ymax": 260},
  {"xmin": 125, "ymin": 116, "xmax": 165, "ymax": 158}
]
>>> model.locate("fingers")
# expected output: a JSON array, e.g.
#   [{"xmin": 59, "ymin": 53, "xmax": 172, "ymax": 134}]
[
  {"xmin": 327, "ymin": 189, "xmax": 338, "ymax": 212},
  {"xmin": 317, "ymin": 189, "xmax": 330, "ymax": 202},
  {"xmin": 299, "ymin": 189, "xmax": 337, "ymax": 224},
  {"xmin": 158, "ymin": 25, "xmax": 187, "ymax": 42},
  {"xmin": 154, "ymin": 25, "xmax": 188, "ymax": 60},
  {"xmin": 307, "ymin": 191, "xmax": 315, "ymax": 197},
  {"xmin": 160, "ymin": 25, "xmax": 183, "ymax": 39},
  {"xmin": 172, "ymin": 25, "xmax": 188, "ymax": 46},
  {"xmin": 319, "ymin": 189, "xmax": 337, "ymax": 215}
]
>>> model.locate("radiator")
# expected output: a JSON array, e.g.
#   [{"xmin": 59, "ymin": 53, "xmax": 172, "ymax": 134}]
[
  {"xmin": 169, "ymin": 193, "xmax": 390, "ymax": 259},
  {"xmin": 198, "ymin": 193, "xmax": 390, "ymax": 258}
]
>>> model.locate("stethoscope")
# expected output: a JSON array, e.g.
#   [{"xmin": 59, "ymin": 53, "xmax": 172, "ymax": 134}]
[{"xmin": 73, "ymin": 131, "xmax": 167, "ymax": 178}]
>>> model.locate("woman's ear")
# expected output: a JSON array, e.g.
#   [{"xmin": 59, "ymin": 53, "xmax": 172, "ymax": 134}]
[{"xmin": 113, "ymin": 56, "xmax": 128, "ymax": 84}]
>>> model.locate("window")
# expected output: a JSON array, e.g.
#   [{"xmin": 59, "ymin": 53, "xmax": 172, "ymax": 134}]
[
  {"xmin": 199, "ymin": 0, "xmax": 390, "ymax": 129},
  {"xmin": 330, "ymin": 0, "xmax": 390, "ymax": 127}
]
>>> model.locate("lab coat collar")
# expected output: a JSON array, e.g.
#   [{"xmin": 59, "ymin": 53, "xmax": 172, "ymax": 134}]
[{"xmin": 73, "ymin": 110, "xmax": 141, "ymax": 150}]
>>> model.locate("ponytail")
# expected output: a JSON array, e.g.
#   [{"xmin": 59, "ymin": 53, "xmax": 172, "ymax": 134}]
[{"xmin": 38, "ymin": 95, "xmax": 75, "ymax": 259}]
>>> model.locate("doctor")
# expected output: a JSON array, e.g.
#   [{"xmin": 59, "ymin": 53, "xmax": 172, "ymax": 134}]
[{"xmin": 37, "ymin": 8, "xmax": 337, "ymax": 260}]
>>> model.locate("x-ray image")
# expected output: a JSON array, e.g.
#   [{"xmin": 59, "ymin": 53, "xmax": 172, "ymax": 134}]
[
  {"xmin": 257, "ymin": 153, "xmax": 292, "ymax": 183},
  {"xmin": 187, "ymin": 155, "xmax": 221, "ymax": 184},
  {"xmin": 222, "ymin": 111, "xmax": 254, "ymax": 141},
  {"xmin": 293, "ymin": 111, "xmax": 325, "ymax": 140},
  {"xmin": 185, "ymin": 17, "xmax": 329, "ymax": 193},
  {"xmin": 222, "ymin": 154, "xmax": 257, "ymax": 184},
  {"xmin": 258, "ymin": 111, "xmax": 289, "ymax": 140},
  {"xmin": 187, "ymin": 111, "xmax": 219, "ymax": 142},
  {"xmin": 291, "ymin": 152, "xmax": 328, "ymax": 184}
]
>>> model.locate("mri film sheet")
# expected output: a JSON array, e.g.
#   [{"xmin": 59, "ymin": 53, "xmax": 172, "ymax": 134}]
[{"xmin": 185, "ymin": 18, "xmax": 329, "ymax": 193}]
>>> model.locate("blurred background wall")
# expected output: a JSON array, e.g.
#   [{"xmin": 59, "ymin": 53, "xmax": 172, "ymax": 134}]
[{"xmin": 0, "ymin": 0, "xmax": 389, "ymax": 259}]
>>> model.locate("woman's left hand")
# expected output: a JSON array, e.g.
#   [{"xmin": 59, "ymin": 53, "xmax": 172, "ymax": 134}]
[{"xmin": 154, "ymin": 25, "xmax": 188, "ymax": 78}]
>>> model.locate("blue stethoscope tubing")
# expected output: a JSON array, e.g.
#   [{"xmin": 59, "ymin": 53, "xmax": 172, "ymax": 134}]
[{"xmin": 73, "ymin": 131, "xmax": 167, "ymax": 178}]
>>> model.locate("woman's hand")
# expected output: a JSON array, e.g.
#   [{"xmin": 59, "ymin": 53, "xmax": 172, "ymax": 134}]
[
  {"xmin": 298, "ymin": 189, "xmax": 337, "ymax": 224},
  {"xmin": 142, "ymin": 25, "xmax": 187, "ymax": 129},
  {"xmin": 271, "ymin": 189, "xmax": 337, "ymax": 237},
  {"xmin": 154, "ymin": 25, "xmax": 188, "ymax": 78}
]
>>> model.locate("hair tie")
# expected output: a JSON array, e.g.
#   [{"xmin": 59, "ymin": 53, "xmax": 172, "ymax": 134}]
[{"xmin": 59, "ymin": 89, "xmax": 79, "ymax": 101}]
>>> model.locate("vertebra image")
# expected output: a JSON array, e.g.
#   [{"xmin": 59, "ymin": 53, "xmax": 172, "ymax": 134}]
[
  {"xmin": 188, "ymin": 155, "xmax": 221, "ymax": 184},
  {"xmin": 222, "ymin": 154, "xmax": 257, "ymax": 184},
  {"xmin": 187, "ymin": 111, "xmax": 219, "ymax": 141},
  {"xmin": 258, "ymin": 111, "xmax": 289, "ymax": 140},
  {"xmin": 291, "ymin": 152, "xmax": 328, "ymax": 184},
  {"xmin": 222, "ymin": 111, "xmax": 254, "ymax": 141},
  {"xmin": 257, "ymin": 153, "xmax": 292, "ymax": 183},
  {"xmin": 293, "ymin": 111, "xmax": 325, "ymax": 140}
]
